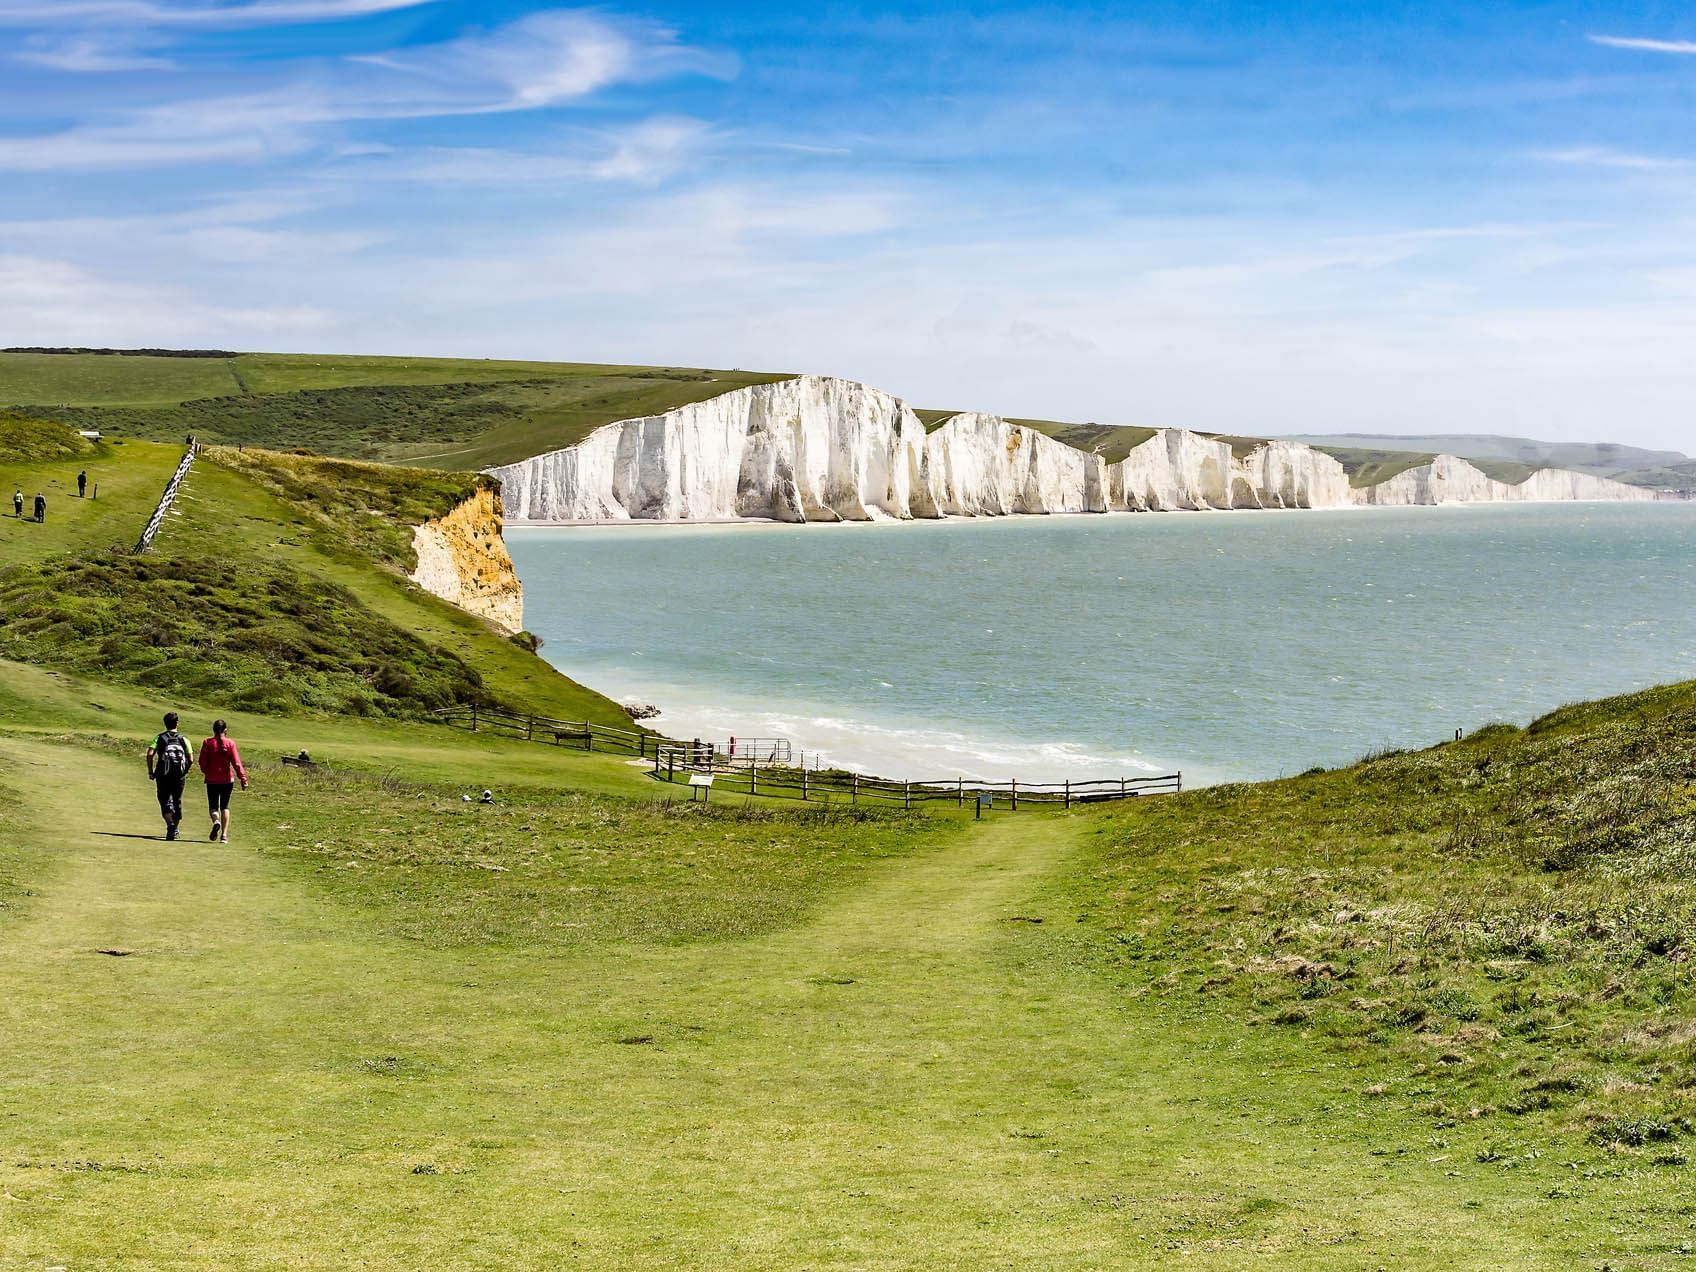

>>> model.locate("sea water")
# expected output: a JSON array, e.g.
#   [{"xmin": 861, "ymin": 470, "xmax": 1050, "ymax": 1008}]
[{"xmin": 509, "ymin": 503, "xmax": 1696, "ymax": 785}]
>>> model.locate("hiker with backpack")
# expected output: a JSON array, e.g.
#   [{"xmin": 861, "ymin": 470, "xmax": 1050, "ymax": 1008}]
[
  {"xmin": 197, "ymin": 719, "xmax": 248, "ymax": 843},
  {"xmin": 146, "ymin": 712, "xmax": 192, "ymax": 840}
]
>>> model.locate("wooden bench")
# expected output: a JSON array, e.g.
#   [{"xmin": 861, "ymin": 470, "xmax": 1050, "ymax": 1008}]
[{"xmin": 552, "ymin": 729, "xmax": 593, "ymax": 750}]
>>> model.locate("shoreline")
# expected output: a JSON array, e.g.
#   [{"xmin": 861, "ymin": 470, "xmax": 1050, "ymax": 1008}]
[{"xmin": 504, "ymin": 499, "xmax": 1675, "ymax": 529}]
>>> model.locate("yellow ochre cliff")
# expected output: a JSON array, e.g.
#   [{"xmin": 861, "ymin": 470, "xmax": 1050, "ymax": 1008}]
[{"xmin": 409, "ymin": 485, "xmax": 525, "ymax": 635}]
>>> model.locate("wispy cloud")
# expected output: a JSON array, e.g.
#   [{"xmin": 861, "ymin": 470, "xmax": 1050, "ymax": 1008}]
[
  {"xmin": 0, "ymin": 12, "xmax": 730, "ymax": 170},
  {"xmin": 1587, "ymin": 33, "xmax": 1696, "ymax": 55},
  {"xmin": 336, "ymin": 117, "xmax": 715, "ymax": 186},
  {"xmin": 14, "ymin": 30, "xmax": 178, "ymax": 71},
  {"xmin": 1539, "ymin": 145, "xmax": 1690, "ymax": 170},
  {"xmin": 0, "ymin": 0, "xmax": 431, "ymax": 27},
  {"xmin": 351, "ymin": 11, "xmax": 734, "ymax": 112}
]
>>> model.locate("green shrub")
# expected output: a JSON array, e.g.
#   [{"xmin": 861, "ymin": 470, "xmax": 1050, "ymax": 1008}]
[{"xmin": 0, "ymin": 552, "xmax": 502, "ymax": 719}]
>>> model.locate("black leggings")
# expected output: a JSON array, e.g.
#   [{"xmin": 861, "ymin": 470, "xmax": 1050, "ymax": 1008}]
[{"xmin": 207, "ymin": 782, "xmax": 234, "ymax": 814}]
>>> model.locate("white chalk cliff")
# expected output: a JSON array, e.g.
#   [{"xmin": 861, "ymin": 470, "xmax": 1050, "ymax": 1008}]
[
  {"xmin": 491, "ymin": 376, "xmax": 933, "ymax": 523},
  {"xmin": 927, "ymin": 413, "xmax": 1108, "ymax": 514},
  {"xmin": 1351, "ymin": 454, "xmax": 1653, "ymax": 506},
  {"xmin": 488, "ymin": 376, "xmax": 1655, "ymax": 523}
]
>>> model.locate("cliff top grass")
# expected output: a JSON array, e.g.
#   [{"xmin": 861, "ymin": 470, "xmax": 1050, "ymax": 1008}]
[
  {"xmin": 1323, "ymin": 446, "xmax": 1545, "ymax": 489},
  {"xmin": 4, "ymin": 658, "xmax": 1696, "ymax": 1266},
  {"xmin": 0, "ymin": 350, "xmax": 794, "ymax": 470}
]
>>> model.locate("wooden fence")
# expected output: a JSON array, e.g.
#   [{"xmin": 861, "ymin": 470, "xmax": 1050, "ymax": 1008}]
[
  {"xmin": 648, "ymin": 743, "xmax": 1180, "ymax": 809},
  {"xmin": 133, "ymin": 442, "xmax": 197, "ymax": 554},
  {"xmin": 432, "ymin": 705, "xmax": 1183, "ymax": 810}
]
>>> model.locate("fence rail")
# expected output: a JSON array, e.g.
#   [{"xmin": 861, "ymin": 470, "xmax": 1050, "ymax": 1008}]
[
  {"xmin": 433, "ymin": 705, "xmax": 1182, "ymax": 810},
  {"xmin": 650, "ymin": 744, "xmax": 1180, "ymax": 809},
  {"xmin": 134, "ymin": 441, "xmax": 197, "ymax": 554}
]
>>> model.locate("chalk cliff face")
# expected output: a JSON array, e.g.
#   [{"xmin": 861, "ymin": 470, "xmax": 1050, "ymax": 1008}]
[
  {"xmin": 927, "ymin": 413, "xmax": 1108, "ymax": 514},
  {"xmin": 1111, "ymin": 430, "xmax": 1240, "ymax": 511},
  {"xmin": 1352, "ymin": 454, "xmax": 1655, "ymax": 506},
  {"xmin": 1238, "ymin": 440, "xmax": 1354, "ymax": 509},
  {"xmin": 410, "ymin": 486, "xmax": 525, "ymax": 635},
  {"xmin": 487, "ymin": 377, "xmax": 1655, "ymax": 522},
  {"xmin": 490, "ymin": 376, "xmax": 933, "ymax": 523}
]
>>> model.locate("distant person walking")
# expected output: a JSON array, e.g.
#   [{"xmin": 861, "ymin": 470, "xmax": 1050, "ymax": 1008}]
[
  {"xmin": 147, "ymin": 712, "xmax": 192, "ymax": 840},
  {"xmin": 77, "ymin": 470, "xmax": 87, "ymax": 497},
  {"xmin": 11, "ymin": 489, "xmax": 20, "ymax": 518},
  {"xmin": 197, "ymin": 719, "xmax": 248, "ymax": 843},
  {"xmin": 32, "ymin": 492, "xmax": 45, "ymax": 523}
]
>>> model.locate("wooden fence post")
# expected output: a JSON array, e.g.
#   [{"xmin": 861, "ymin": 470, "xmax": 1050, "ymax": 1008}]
[
  {"xmin": 526, "ymin": 714, "xmax": 534, "ymax": 741},
  {"xmin": 471, "ymin": 704, "xmax": 478, "ymax": 732},
  {"xmin": 1064, "ymin": 779, "xmax": 1071, "ymax": 810},
  {"xmin": 851, "ymin": 774, "xmax": 858, "ymax": 806},
  {"xmin": 750, "ymin": 761, "xmax": 758, "ymax": 797},
  {"xmin": 801, "ymin": 767, "xmax": 808, "ymax": 801},
  {"xmin": 1176, "ymin": 772, "xmax": 1182, "ymax": 793},
  {"xmin": 1011, "ymin": 778, "xmax": 1017, "ymax": 811},
  {"xmin": 957, "ymin": 778, "xmax": 963, "ymax": 807},
  {"xmin": 1120, "ymin": 777, "xmax": 1127, "ymax": 799},
  {"xmin": 903, "ymin": 782, "xmax": 910, "ymax": 810}
]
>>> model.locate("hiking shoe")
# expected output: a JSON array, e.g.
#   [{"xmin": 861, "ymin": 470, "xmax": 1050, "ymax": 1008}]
[
  {"xmin": 210, "ymin": 822, "xmax": 221, "ymax": 841},
  {"xmin": 220, "ymin": 834, "xmax": 229, "ymax": 844},
  {"xmin": 165, "ymin": 824, "xmax": 178, "ymax": 841}
]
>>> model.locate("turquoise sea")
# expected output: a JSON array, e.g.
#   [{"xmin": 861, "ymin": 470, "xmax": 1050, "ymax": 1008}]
[{"xmin": 509, "ymin": 503, "xmax": 1696, "ymax": 785}]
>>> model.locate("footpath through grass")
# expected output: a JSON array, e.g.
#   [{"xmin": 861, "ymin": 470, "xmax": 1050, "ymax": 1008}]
[{"xmin": 2, "ymin": 682, "xmax": 1693, "ymax": 1266}]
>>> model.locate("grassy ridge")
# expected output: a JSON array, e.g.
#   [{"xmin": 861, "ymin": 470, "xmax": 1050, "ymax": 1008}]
[
  {"xmin": 0, "ymin": 351, "xmax": 793, "ymax": 470},
  {"xmin": 1067, "ymin": 681, "xmax": 1696, "ymax": 1146}
]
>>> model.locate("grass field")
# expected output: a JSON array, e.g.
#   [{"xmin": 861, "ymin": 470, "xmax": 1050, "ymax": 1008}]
[
  {"xmin": 2, "ymin": 659, "xmax": 1694, "ymax": 1266},
  {"xmin": 0, "ymin": 350, "xmax": 793, "ymax": 470}
]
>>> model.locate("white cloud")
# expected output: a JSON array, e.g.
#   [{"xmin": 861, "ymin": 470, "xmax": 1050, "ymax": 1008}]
[
  {"xmin": 0, "ymin": 12, "xmax": 730, "ymax": 170},
  {"xmin": 351, "ymin": 10, "xmax": 734, "ymax": 112},
  {"xmin": 0, "ymin": 254, "xmax": 329, "ymax": 344},
  {"xmin": 1539, "ymin": 145, "xmax": 1690, "ymax": 170},
  {"xmin": 0, "ymin": 0, "xmax": 431, "ymax": 27},
  {"xmin": 1587, "ymin": 33, "xmax": 1696, "ymax": 55},
  {"xmin": 15, "ymin": 31, "xmax": 177, "ymax": 71},
  {"xmin": 345, "ymin": 117, "xmax": 714, "ymax": 186}
]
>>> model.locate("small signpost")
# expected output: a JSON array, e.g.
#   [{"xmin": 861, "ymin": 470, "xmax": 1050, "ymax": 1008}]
[
  {"xmin": 688, "ymin": 773, "xmax": 715, "ymax": 803},
  {"xmin": 976, "ymin": 791, "xmax": 992, "ymax": 820}
]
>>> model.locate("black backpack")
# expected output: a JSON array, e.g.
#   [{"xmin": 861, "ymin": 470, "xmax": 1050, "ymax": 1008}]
[{"xmin": 156, "ymin": 730, "xmax": 190, "ymax": 780}]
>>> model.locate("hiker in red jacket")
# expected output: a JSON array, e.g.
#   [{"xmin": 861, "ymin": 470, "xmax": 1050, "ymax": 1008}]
[{"xmin": 197, "ymin": 719, "xmax": 249, "ymax": 843}]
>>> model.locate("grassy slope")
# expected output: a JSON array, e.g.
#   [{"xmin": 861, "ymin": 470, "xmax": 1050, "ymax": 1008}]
[
  {"xmin": 3, "ymin": 665, "xmax": 1694, "ymax": 1265},
  {"xmin": 1065, "ymin": 683, "xmax": 1696, "ymax": 1151},
  {"xmin": 0, "ymin": 423, "xmax": 629, "ymax": 726},
  {"xmin": 0, "ymin": 351, "xmax": 793, "ymax": 470}
]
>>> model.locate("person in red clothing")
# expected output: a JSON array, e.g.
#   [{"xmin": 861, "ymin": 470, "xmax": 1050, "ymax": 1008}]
[{"xmin": 197, "ymin": 718, "xmax": 249, "ymax": 843}]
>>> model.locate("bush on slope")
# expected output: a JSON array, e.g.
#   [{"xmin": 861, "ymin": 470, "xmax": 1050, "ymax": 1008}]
[{"xmin": 0, "ymin": 553, "xmax": 499, "ymax": 718}]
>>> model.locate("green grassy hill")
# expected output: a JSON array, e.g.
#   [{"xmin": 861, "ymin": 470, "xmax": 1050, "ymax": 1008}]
[
  {"xmin": 0, "ymin": 415, "xmax": 629, "ymax": 725},
  {"xmin": 1286, "ymin": 431, "xmax": 1689, "ymax": 483},
  {"xmin": 0, "ymin": 349, "xmax": 793, "ymax": 470}
]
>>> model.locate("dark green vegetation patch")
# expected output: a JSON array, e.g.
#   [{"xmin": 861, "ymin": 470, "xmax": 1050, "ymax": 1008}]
[
  {"xmin": 0, "ymin": 412, "xmax": 95, "ymax": 462},
  {"xmin": 1072, "ymin": 681, "xmax": 1696, "ymax": 1142},
  {"xmin": 0, "ymin": 553, "xmax": 499, "ymax": 718},
  {"xmin": 0, "ymin": 351, "xmax": 793, "ymax": 470}
]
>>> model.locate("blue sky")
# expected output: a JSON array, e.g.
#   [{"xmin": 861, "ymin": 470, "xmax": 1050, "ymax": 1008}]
[{"xmin": 3, "ymin": 1, "xmax": 1696, "ymax": 447}]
